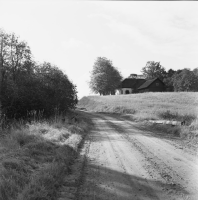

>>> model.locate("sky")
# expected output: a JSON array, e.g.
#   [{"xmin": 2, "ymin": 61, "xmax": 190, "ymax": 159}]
[{"xmin": 0, "ymin": 0, "xmax": 198, "ymax": 98}]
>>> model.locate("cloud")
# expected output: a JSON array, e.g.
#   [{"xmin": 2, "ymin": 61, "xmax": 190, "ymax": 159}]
[
  {"xmin": 62, "ymin": 38, "xmax": 92, "ymax": 50},
  {"xmin": 105, "ymin": 16, "xmax": 196, "ymax": 58},
  {"xmin": 108, "ymin": 20, "xmax": 154, "ymax": 49},
  {"xmin": 102, "ymin": 42, "xmax": 124, "ymax": 54},
  {"xmin": 97, "ymin": 2, "xmax": 198, "ymax": 58},
  {"xmin": 88, "ymin": 13, "xmax": 114, "ymax": 22}
]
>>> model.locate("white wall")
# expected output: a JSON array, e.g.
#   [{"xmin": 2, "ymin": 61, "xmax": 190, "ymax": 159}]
[{"xmin": 116, "ymin": 88, "xmax": 133, "ymax": 95}]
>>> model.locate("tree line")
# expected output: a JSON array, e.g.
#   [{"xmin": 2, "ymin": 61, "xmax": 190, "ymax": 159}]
[
  {"xmin": 141, "ymin": 61, "xmax": 198, "ymax": 92},
  {"xmin": 0, "ymin": 29, "xmax": 77, "ymax": 120},
  {"xmin": 90, "ymin": 58, "xmax": 198, "ymax": 95}
]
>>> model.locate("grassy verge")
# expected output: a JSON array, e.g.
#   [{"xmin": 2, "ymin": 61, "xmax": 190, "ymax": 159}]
[
  {"xmin": 0, "ymin": 111, "xmax": 91, "ymax": 200},
  {"xmin": 135, "ymin": 121, "xmax": 198, "ymax": 139}
]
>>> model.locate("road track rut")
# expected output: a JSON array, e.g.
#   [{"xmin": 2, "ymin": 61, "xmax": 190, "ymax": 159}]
[{"xmin": 77, "ymin": 112, "xmax": 198, "ymax": 200}]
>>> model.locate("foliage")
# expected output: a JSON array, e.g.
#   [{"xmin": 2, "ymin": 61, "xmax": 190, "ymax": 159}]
[
  {"xmin": 163, "ymin": 69, "xmax": 176, "ymax": 91},
  {"xmin": 89, "ymin": 57, "xmax": 122, "ymax": 95},
  {"xmin": 193, "ymin": 67, "xmax": 198, "ymax": 76},
  {"xmin": 141, "ymin": 61, "xmax": 166, "ymax": 80},
  {"xmin": 158, "ymin": 110, "xmax": 196, "ymax": 125},
  {"xmin": 172, "ymin": 68, "xmax": 198, "ymax": 91},
  {"xmin": 0, "ymin": 29, "xmax": 77, "ymax": 119}
]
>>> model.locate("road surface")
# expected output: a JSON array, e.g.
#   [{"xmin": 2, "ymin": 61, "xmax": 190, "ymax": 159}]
[{"xmin": 77, "ymin": 112, "xmax": 198, "ymax": 200}]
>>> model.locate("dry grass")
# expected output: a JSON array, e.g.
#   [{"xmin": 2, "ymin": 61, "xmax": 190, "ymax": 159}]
[
  {"xmin": 0, "ymin": 111, "xmax": 91, "ymax": 200},
  {"xmin": 180, "ymin": 119, "xmax": 198, "ymax": 139},
  {"xmin": 78, "ymin": 92, "xmax": 198, "ymax": 139},
  {"xmin": 79, "ymin": 92, "xmax": 198, "ymax": 121}
]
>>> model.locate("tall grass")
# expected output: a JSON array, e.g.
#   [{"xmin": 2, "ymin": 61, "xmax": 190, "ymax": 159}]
[
  {"xmin": 0, "ymin": 111, "xmax": 91, "ymax": 200},
  {"xmin": 79, "ymin": 92, "xmax": 198, "ymax": 122},
  {"xmin": 78, "ymin": 92, "xmax": 198, "ymax": 139}
]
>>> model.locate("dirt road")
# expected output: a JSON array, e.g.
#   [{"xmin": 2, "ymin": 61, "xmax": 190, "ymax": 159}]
[{"xmin": 77, "ymin": 112, "xmax": 198, "ymax": 200}]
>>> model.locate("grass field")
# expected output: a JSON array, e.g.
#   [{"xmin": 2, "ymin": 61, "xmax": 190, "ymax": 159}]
[
  {"xmin": 78, "ymin": 92, "xmax": 198, "ymax": 139},
  {"xmin": 79, "ymin": 92, "xmax": 198, "ymax": 121},
  {"xmin": 0, "ymin": 111, "xmax": 91, "ymax": 200}
]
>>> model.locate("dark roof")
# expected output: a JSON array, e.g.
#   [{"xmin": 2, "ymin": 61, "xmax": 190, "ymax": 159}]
[
  {"xmin": 118, "ymin": 78, "xmax": 146, "ymax": 89},
  {"xmin": 137, "ymin": 78, "xmax": 164, "ymax": 90}
]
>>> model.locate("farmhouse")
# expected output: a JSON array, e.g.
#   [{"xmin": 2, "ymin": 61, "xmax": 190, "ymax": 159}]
[
  {"xmin": 116, "ymin": 78, "xmax": 146, "ymax": 94},
  {"xmin": 138, "ymin": 78, "xmax": 166, "ymax": 93},
  {"xmin": 116, "ymin": 75, "xmax": 165, "ymax": 95}
]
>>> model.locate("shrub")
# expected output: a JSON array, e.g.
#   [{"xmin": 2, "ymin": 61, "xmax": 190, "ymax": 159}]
[
  {"xmin": 1, "ymin": 30, "xmax": 78, "ymax": 120},
  {"xmin": 158, "ymin": 110, "xmax": 196, "ymax": 125},
  {"xmin": 158, "ymin": 110, "xmax": 179, "ymax": 120}
]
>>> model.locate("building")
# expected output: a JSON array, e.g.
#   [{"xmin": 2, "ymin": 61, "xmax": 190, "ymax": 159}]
[
  {"xmin": 116, "ymin": 76, "xmax": 166, "ymax": 95},
  {"xmin": 137, "ymin": 78, "xmax": 166, "ymax": 92},
  {"xmin": 116, "ymin": 78, "xmax": 146, "ymax": 95}
]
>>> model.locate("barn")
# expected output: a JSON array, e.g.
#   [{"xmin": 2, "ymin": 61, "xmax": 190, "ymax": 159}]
[
  {"xmin": 116, "ymin": 76, "xmax": 166, "ymax": 95},
  {"xmin": 137, "ymin": 78, "xmax": 166, "ymax": 92},
  {"xmin": 116, "ymin": 78, "xmax": 146, "ymax": 95}
]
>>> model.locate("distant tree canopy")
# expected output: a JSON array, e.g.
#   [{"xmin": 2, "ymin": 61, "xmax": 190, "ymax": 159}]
[
  {"xmin": 90, "ymin": 57, "xmax": 122, "ymax": 95},
  {"xmin": 141, "ymin": 61, "xmax": 198, "ymax": 92},
  {"xmin": 163, "ymin": 69, "xmax": 176, "ymax": 91},
  {"xmin": 172, "ymin": 69, "xmax": 198, "ymax": 92},
  {"xmin": 193, "ymin": 68, "xmax": 198, "ymax": 77},
  {"xmin": 141, "ymin": 61, "xmax": 166, "ymax": 80},
  {"xmin": 0, "ymin": 29, "xmax": 77, "ymax": 119}
]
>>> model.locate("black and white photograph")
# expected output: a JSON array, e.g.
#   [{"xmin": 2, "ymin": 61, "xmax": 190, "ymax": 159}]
[{"xmin": 0, "ymin": 0, "xmax": 198, "ymax": 200}]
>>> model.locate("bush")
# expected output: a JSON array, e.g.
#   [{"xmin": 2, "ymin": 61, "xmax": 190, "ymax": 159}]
[
  {"xmin": 158, "ymin": 110, "xmax": 196, "ymax": 125},
  {"xmin": 1, "ymin": 30, "xmax": 78, "ymax": 120}
]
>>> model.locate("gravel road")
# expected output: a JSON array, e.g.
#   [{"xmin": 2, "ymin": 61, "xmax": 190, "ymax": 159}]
[{"xmin": 77, "ymin": 112, "xmax": 198, "ymax": 200}]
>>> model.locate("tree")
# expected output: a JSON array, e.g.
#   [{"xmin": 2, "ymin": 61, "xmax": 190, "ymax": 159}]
[
  {"xmin": 193, "ymin": 67, "xmax": 198, "ymax": 77},
  {"xmin": 0, "ymin": 29, "xmax": 78, "ymax": 119},
  {"xmin": 172, "ymin": 69, "xmax": 198, "ymax": 92},
  {"xmin": 163, "ymin": 69, "xmax": 176, "ymax": 91},
  {"xmin": 35, "ymin": 62, "xmax": 78, "ymax": 115},
  {"xmin": 141, "ymin": 61, "xmax": 166, "ymax": 80},
  {"xmin": 167, "ymin": 69, "xmax": 176, "ymax": 77},
  {"xmin": 89, "ymin": 57, "xmax": 122, "ymax": 95},
  {"xmin": 0, "ymin": 31, "xmax": 3, "ymax": 121}
]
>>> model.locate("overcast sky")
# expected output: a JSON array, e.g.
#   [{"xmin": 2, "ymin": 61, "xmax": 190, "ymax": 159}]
[{"xmin": 0, "ymin": 0, "xmax": 198, "ymax": 98}]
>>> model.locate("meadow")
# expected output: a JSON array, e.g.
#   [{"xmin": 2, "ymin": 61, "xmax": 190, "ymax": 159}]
[
  {"xmin": 0, "ymin": 111, "xmax": 91, "ymax": 200},
  {"xmin": 78, "ymin": 92, "xmax": 198, "ymax": 139}
]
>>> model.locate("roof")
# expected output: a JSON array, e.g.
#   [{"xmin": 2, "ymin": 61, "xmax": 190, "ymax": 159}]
[
  {"xmin": 118, "ymin": 78, "xmax": 146, "ymax": 89},
  {"xmin": 137, "ymin": 78, "xmax": 164, "ymax": 90}
]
